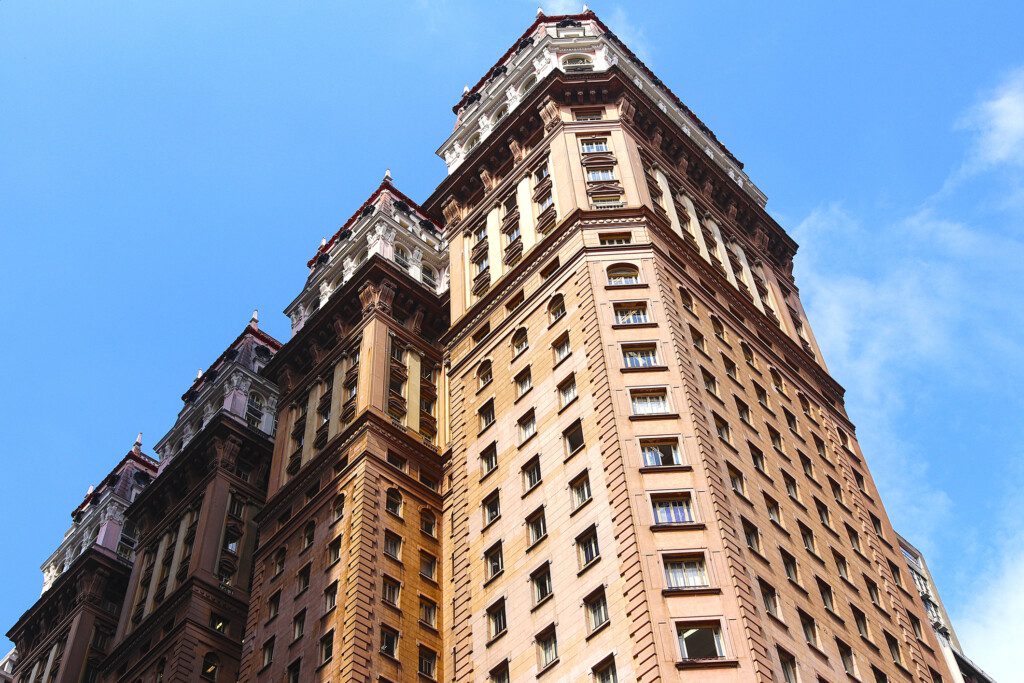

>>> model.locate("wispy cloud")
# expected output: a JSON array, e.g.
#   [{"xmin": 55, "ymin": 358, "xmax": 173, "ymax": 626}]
[
  {"xmin": 794, "ymin": 65, "xmax": 1024, "ymax": 682},
  {"xmin": 607, "ymin": 7, "xmax": 652, "ymax": 63},
  {"xmin": 958, "ymin": 67, "xmax": 1024, "ymax": 171}
]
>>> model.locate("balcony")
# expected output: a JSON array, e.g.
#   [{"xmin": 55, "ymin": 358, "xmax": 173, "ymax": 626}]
[
  {"xmin": 536, "ymin": 205, "xmax": 556, "ymax": 233},
  {"xmin": 592, "ymin": 201, "xmax": 625, "ymax": 211},
  {"xmin": 472, "ymin": 269, "xmax": 491, "ymax": 296}
]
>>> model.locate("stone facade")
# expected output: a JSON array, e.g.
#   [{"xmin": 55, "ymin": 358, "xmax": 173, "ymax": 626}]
[
  {"xmin": 6, "ymin": 443, "xmax": 158, "ymax": 683},
  {"xmin": 100, "ymin": 321, "xmax": 281, "ymax": 683}
]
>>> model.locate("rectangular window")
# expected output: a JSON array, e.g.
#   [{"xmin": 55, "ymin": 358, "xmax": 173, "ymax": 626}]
[
  {"xmin": 483, "ymin": 491, "xmax": 501, "ymax": 525},
  {"xmin": 480, "ymin": 443, "xmax": 498, "ymax": 475},
  {"xmin": 765, "ymin": 495, "xmax": 782, "ymax": 525},
  {"xmin": 518, "ymin": 411, "xmax": 536, "ymax": 444},
  {"xmin": 420, "ymin": 552, "xmax": 438, "ymax": 580},
  {"xmin": 479, "ymin": 400, "xmax": 495, "ymax": 431},
  {"xmin": 324, "ymin": 581, "xmax": 338, "ymax": 611},
  {"xmin": 665, "ymin": 556, "xmax": 708, "ymax": 589},
  {"xmin": 641, "ymin": 439, "xmax": 682, "ymax": 467},
  {"xmin": 585, "ymin": 590, "xmax": 610, "ymax": 632},
  {"xmin": 575, "ymin": 109, "xmax": 604, "ymax": 121},
  {"xmin": 487, "ymin": 600, "xmax": 507, "ymax": 639},
  {"xmin": 587, "ymin": 167, "xmax": 615, "ymax": 181},
  {"xmin": 261, "ymin": 638, "xmax": 275, "ymax": 668},
  {"xmin": 817, "ymin": 578, "xmax": 835, "ymax": 612},
  {"xmin": 515, "ymin": 367, "xmax": 532, "ymax": 398},
  {"xmin": 418, "ymin": 647, "xmax": 438, "ymax": 680},
  {"xmin": 485, "ymin": 543, "xmax": 503, "ymax": 580},
  {"xmin": 715, "ymin": 414, "xmax": 732, "ymax": 443},
  {"xmin": 728, "ymin": 466, "xmax": 745, "ymax": 496},
  {"xmin": 527, "ymin": 509, "xmax": 547, "ymax": 545},
  {"xmin": 419, "ymin": 598, "xmax": 438, "ymax": 628},
  {"xmin": 383, "ymin": 531, "xmax": 402, "ymax": 560},
  {"xmin": 613, "ymin": 302, "xmax": 649, "ymax": 325},
  {"xmin": 800, "ymin": 610, "xmax": 819, "ymax": 646},
  {"xmin": 382, "ymin": 576, "xmax": 400, "ymax": 606},
  {"xmin": 631, "ymin": 389, "xmax": 669, "ymax": 415},
  {"xmin": 743, "ymin": 519, "xmax": 761, "ymax": 553},
  {"xmin": 594, "ymin": 660, "xmax": 618, "ymax": 683},
  {"xmin": 292, "ymin": 610, "xmax": 305, "ymax": 640},
  {"xmin": 781, "ymin": 549, "xmax": 799, "ymax": 583},
  {"xmin": 523, "ymin": 457, "xmax": 542, "ymax": 491},
  {"xmin": 532, "ymin": 564, "xmax": 553, "ymax": 603},
  {"xmin": 319, "ymin": 630, "xmax": 334, "ymax": 665},
  {"xmin": 750, "ymin": 444, "xmax": 766, "ymax": 472},
  {"xmin": 537, "ymin": 628, "xmax": 559, "ymax": 668},
  {"xmin": 760, "ymin": 579, "xmax": 780, "ymax": 618},
  {"xmin": 623, "ymin": 344, "xmax": 658, "ymax": 368},
  {"xmin": 581, "ymin": 138, "xmax": 609, "ymax": 153},
  {"xmin": 837, "ymin": 638, "xmax": 858, "ymax": 676},
  {"xmin": 571, "ymin": 472, "xmax": 592, "ymax": 510},
  {"xmin": 702, "ymin": 368, "xmax": 719, "ymax": 397},
  {"xmin": 380, "ymin": 626, "xmax": 399, "ymax": 658},
  {"xmin": 268, "ymin": 590, "xmax": 281, "ymax": 619},
  {"xmin": 736, "ymin": 398, "xmax": 751, "ymax": 424},
  {"xmin": 652, "ymin": 494, "xmax": 694, "ymax": 524},
  {"xmin": 553, "ymin": 334, "xmax": 571, "ymax": 363},
  {"xmin": 676, "ymin": 624, "xmax": 724, "ymax": 660},
  {"xmin": 885, "ymin": 632, "xmax": 903, "ymax": 665},
  {"xmin": 599, "ymin": 232, "xmax": 631, "ymax": 245},
  {"xmin": 564, "ymin": 420, "xmax": 585, "ymax": 456},
  {"xmin": 577, "ymin": 527, "xmax": 600, "ymax": 568},
  {"xmin": 558, "ymin": 376, "xmax": 577, "ymax": 408},
  {"xmin": 779, "ymin": 648, "xmax": 798, "ymax": 683}
]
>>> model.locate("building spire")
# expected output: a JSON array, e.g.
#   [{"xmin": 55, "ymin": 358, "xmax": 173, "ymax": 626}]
[
  {"xmin": 196, "ymin": 369, "xmax": 203, "ymax": 380},
  {"xmin": 133, "ymin": 432, "xmax": 143, "ymax": 453},
  {"xmin": 250, "ymin": 308, "xmax": 259, "ymax": 328},
  {"xmin": 536, "ymin": 7, "xmax": 544, "ymax": 17},
  {"xmin": 383, "ymin": 168, "xmax": 393, "ymax": 183}
]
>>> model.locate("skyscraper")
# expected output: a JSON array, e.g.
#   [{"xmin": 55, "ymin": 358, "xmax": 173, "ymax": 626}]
[{"xmin": 3, "ymin": 8, "xmax": 983, "ymax": 683}]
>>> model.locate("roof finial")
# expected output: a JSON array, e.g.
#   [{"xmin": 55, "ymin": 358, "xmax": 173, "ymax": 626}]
[
  {"xmin": 250, "ymin": 308, "xmax": 259, "ymax": 327},
  {"xmin": 133, "ymin": 432, "xmax": 143, "ymax": 452},
  {"xmin": 582, "ymin": 3, "xmax": 590, "ymax": 11},
  {"xmin": 196, "ymin": 369, "xmax": 203, "ymax": 380},
  {"xmin": 383, "ymin": 168, "xmax": 392, "ymax": 182},
  {"xmin": 320, "ymin": 236, "xmax": 327, "ymax": 247},
  {"xmin": 537, "ymin": 7, "xmax": 544, "ymax": 16},
  {"xmin": 462, "ymin": 84, "xmax": 470, "ymax": 94}
]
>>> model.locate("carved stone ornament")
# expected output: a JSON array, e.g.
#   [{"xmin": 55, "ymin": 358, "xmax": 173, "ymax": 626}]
[
  {"xmin": 480, "ymin": 167, "xmax": 498, "ymax": 192},
  {"xmin": 358, "ymin": 279, "xmax": 397, "ymax": 314},
  {"xmin": 753, "ymin": 224, "xmax": 770, "ymax": 252},
  {"xmin": 213, "ymin": 435, "xmax": 242, "ymax": 471},
  {"xmin": 617, "ymin": 96, "xmax": 637, "ymax": 125},
  {"xmin": 538, "ymin": 95, "xmax": 560, "ymax": 131},
  {"xmin": 442, "ymin": 196, "xmax": 463, "ymax": 225},
  {"xmin": 507, "ymin": 136, "xmax": 526, "ymax": 163}
]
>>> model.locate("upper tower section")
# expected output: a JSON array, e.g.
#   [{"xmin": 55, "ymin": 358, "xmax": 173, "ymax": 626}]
[
  {"xmin": 39, "ymin": 437, "xmax": 158, "ymax": 593},
  {"xmin": 438, "ymin": 9, "xmax": 766, "ymax": 207},
  {"xmin": 154, "ymin": 317, "xmax": 281, "ymax": 466},
  {"xmin": 286, "ymin": 175, "xmax": 449, "ymax": 337}
]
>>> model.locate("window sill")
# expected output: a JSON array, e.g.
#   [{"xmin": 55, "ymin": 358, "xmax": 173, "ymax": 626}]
[
  {"xmin": 476, "ymin": 379, "xmax": 493, "ymax": 395},
  {"xmin": 825, "ymin": 607, "xmax": 845, "ymax": 626},
  {"xmin": 859, "ymin": 635, "xmax": 880, "ymax": 653},
  {"xmin": 525, "ymin": 534, "xmax": 548, "ymax": 553},
  {"xmin": 747, "ymin": 548, "xmax": 771, "ymax": 566},
  {"xmin": 514, "ymin": 387, "xmax": 533, "ymax": 404},
  {"xmin": 651, "ymin": 522, "xmax": 706, "ymax": 532},
  {"xmin": 485, "ymin": 630, "xmax": 507, "ymax": 648},
  {"xmin": 563, "ymin": 444, "xmax": 585, "ymax": 464},
  {"xmin": 478, "ymin": 422, "xmax": 494, "ymax": 438},
  {"xmin": 787, "ymin": 578, "xmax": 809, "ymax": 596},
  {"xmin": 482, "ymin": 569, "xmax": 504, "ymax": 588},
  {"xmin": 418, "ymin": 619, "xmax": 439, "ymax": 634},
  {"xmin": 807, "ymin": 641, "xmax": 830, "ymax": 661},
  {"xmin": 536, "ymin": 658, "xmax": 561, "ymax": 678},
  {"xmin": 840, "ymin": 575, "xmax": 860, "ymax": 594},
  {"xmin": 479, "ymin": 466, "xmax": 498, "ymax": 484},
  {"xmin": 767, "ymin": 612, "xmax": 788, "ymax": 630},
  {"xmin": 611, "ymin": 322, "xmax": 658, "ymax": 330},
  {"xmin": 675, "ymin": 658, "xmax": 739, "ymax": 670},
  {"xmin": 557, "ymin": 396, "xmax": 578, "ymax": 415},
  {"xmin": 569, "ymin": 497, "xmax": 593, "ymax": 517},
  {"xmin": 661, "ymin": 586, "xmax": 722, "ymax": 597},
  {"xmin": 522, "ymin": 481, "xmax": 542, "ymax": 499},
  {"xmin": 482, "ymin": 515, "xmax": 502, "ymax": 532},
  {"xmin": 518, "ymin": 432, "xmax": 538, "ymax": 450},
  {"xmin": 577, "ymin": 556, "xmax": 601, "ymax": 577},
  {"xmin": 552, "ymin": 351, "xmax": 572, "ymax": 371},
  {"xmin": 639, "ymin": 464, "xmax": 692, "ymax": 474},
  {"xmin": 585, "ymin": 620, "xmax": 611, "ymax": 641},
  {"xmin": 629, "ymin": 413, "xmax": 680, "ymax": 422},
  {"xmin": 531, "ymin": 593, "xmax": 554, "ymax": 613},
  {"xmin": 770, "ymin": 519, "xmax": 790, "ymax": 537},
  {"xmin": 605, "ymin": 283, "xmax": 649, "ymax": 291},
  {"xmin": 621, "ymin": 365, "xmax": 669, "ymax": 373}
]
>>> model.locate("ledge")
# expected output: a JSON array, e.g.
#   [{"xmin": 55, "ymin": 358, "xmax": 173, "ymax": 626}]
[
  {"xmin": 651, "ymin": 522, "xmax": 707, "ymax": 533},
  {"xmin": 629, "ymin": 413, "xmax": 681, "ymax": 422},
  {"xmin": 639, "ymin": 464, "xmax": 692, "ymax": 474},
  {"xmin": 661, "ymin": 586, "xmax": 722, "ymax": 597},
  {"xmin": 675, "ymin": 658, "xmax": 740, "ymax": 670},
  {"xmin": 621, "ymin": 365, "xmax": 669, "ymax": 373},
  {"xmin": 611, "ymin": 322, "xmax": 658, "ymax": 330}
]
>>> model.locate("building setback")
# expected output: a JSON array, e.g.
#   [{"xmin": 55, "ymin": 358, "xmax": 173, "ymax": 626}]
[
  {"xmin": 3, "ymin": 8, "xmax": 998, "ymax": 683},
  {"xmin": 100, "ymin": 319, "xmax": 281, "ymax": 683},
  {"xmin": 6, "ymin": 440, "xmax": 158, "ymax": 683}
]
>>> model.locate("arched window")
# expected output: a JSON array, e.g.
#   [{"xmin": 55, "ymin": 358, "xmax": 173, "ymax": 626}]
[
  {"xmin": 740, "ymin": 342, "xmax": 755, "ymax": 367},
  {"xmin": 466, "ymin": 133, "xmax": 481, "ymax": 152},
  {"xmin": 394, "ymin": 245, "xmax": 410, "ymax": 270},
  {"xmin": 711, "ymin": 316, "xmax": 727, "ymax": 342},
  {"xmin": 422, "ymin": 265, "xmax": 437, "ymax": 288},
  {"xmin": 477, "ymin": 360, "xmax": 493, "ymax": 389},
  {"xmin": 333, "ymin": 494, "xmax": 345, "ymax": 522},
  {"xmin": 562, "ymin": 54, "xmax": 594, "ymax": 72},
  {"xmin": 770, "ymin": 368, "xmax": 786, "ymax": 395},
  {"xmin": 420, "ymin": 510, "xmax": 437, "ymax": 537},
  {"xmin": 246, "ymin": 392, "xmax": 264, "ymax": 430},
  {"xmin": 520, "ymin": 75, "xmax": 537, "ymax": 95},
  {"xmin": 512, "ymin": 328, "xmax": 529, "ymax": 355},
  {"xmin": 302, "ymin": 521, "xmax": 315, "ymax": 549},
  {"xmin": 607, "ymin": 264, "xmax": 640, "ymax": 286},
  {"xmin": 679, "ymin": 287, "xmax": 694, "ymax": 313},
  {"xmin": 493, "ymin": 104, "xmax": 509, "ymax": 122},
  {"xmin": 385, "ymin": 488, "xmax": 403, "ymax": 517},
  {"xmin": 548, "ymin": 295, "xmax": 566, "ymax": 323},
  {"xmin": 200, "ymin": 653, "xmax": 219, "ymax": 681}
]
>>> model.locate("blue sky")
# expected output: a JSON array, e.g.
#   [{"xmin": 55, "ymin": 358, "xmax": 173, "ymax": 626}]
[{"xmin": 1, "ymin": 1, "xmax": 1021, "ymax": 675}]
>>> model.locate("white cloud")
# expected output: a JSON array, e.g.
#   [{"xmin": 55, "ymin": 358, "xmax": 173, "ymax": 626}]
[
  {"xmin": 607, "ymin": 7, "xmax": 652, "ymax": 63},
  {"xmin": 959, "ymin": 67, "xmax": 1024, "ymax": 170}
]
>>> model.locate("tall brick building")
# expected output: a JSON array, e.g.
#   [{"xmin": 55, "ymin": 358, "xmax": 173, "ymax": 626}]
[{"xmin": 5, "ymin": 8, "xmax": 991, "ymax": 683}]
